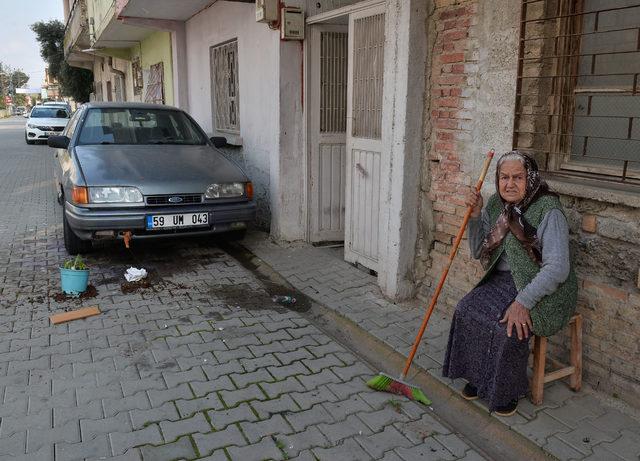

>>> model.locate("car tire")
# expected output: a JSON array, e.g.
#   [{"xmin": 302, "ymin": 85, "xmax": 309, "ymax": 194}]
[
  {"xmin": 225, "ymin": 229, "xmax": 247, "ymax": 241},
  {"xmin": 63, "ymin": 204, "xmax": 92, "ymax": 255},
  {"xmin": 25, "ymin": 133, "xmax": 34, "ymax": 145}
]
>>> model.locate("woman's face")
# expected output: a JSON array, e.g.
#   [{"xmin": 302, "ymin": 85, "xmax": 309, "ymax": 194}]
[{"xmin": 498, "ymin": 160, "xmax": 527, "ymax": 204}]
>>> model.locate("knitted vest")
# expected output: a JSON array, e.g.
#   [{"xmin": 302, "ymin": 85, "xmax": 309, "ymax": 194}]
[{"xmin": 478, "ymin": 193, "xmax": 578, "ymax": 337}]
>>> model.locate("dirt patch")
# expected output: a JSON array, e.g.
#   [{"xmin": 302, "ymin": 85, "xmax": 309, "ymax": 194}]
[
  {"xmin": 51, "ymin": 284, "xmax": 99, "ymax": 303},
  {"xmin": 121, "ymin": 279, "xmax": 153, "ymax": 294},
  {"xmin": 27, "ymin": 295, "xmax": 45, "ymax": 304}
]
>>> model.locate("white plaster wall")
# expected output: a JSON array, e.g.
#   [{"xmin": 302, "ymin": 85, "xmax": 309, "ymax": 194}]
[{"xmin": 186, "ymin": 2, "xmax": 280, "ymax": 229}]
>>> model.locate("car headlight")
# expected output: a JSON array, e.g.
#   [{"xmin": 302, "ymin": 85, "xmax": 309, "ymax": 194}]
[
  {"xmin": 205, "ymin": 182, "xmax": 245, "ymax": 199},
  {"xmin": 89, "ymin": 187, "xmax": 143, "ymax": 203},
  {"xmin": 27, "ymin": 124, "xmax": 36, "ymax": 129}
]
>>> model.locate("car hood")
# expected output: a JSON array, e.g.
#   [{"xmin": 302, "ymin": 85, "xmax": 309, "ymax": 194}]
[
  {"xmin": 27, "ymin": 117, "xmax": 69, "ymax": 127},
  {"xmin": 74, "ymin": 144, "xmax": 248, "ymax": 195}
]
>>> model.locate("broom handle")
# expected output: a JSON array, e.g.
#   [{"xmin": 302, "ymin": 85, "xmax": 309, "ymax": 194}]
[{"xmin": 400, "ymin": 149, "xmax": 495, "ymax": 380}]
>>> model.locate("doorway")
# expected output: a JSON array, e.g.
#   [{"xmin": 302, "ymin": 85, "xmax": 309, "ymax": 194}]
[{"xmin": 307, "ymin": 3, "xmax": 386, "ymax": 273}]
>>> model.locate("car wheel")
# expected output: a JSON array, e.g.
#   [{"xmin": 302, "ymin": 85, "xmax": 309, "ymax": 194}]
[
  {"xmin": 63, "ymin": 204, "xmax": 92, "ymax": 255},
  {"xmin": 225, "ymin": 229, "xmax": 247, "ymax": 241},
  {"xmin": 25, "ymin": 133, "xmax": 34, "ymax": 145}
]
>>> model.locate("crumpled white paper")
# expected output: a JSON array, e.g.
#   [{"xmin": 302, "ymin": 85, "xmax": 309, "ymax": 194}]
[{"xmin": 124, "ymin": 267, "xmax": 147, "ymax": 282}]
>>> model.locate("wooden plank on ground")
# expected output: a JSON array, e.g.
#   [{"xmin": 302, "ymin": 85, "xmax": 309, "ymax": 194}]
[{"xmin": 50, "ymin": 306, "xmax": 101, "ymax": 325}]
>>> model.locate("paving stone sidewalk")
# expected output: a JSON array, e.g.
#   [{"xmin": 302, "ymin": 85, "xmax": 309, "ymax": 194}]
[
  {"xmin": 0, "ymin": 118, "xmax": 484, "ymax": 460},
  {"xmin": 243, "ymin": 232, "xmax": 640, "ymax": 461}
]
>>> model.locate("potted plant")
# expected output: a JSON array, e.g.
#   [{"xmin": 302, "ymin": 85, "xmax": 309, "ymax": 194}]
[{"xmin": 60, "ymin": 255, "xmax": 90, "ymax": 295}]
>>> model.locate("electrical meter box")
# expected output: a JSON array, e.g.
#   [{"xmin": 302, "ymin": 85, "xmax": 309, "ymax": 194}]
[
  {"xmin": 281, "ymin": 7, "xmax": 305, "ymax": 40},
  {"xmin": 256, "ymin": 0, "xmax": 278, "ymax": 23}
]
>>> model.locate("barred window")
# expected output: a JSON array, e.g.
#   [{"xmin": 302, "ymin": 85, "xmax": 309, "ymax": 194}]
[
  {"xmin": 210, "ymin": 40, "xmax": 240, "ymax": 134},
  {"xmin": 513, "ymin": 0, "xmax": 640, "ymax": 185}
]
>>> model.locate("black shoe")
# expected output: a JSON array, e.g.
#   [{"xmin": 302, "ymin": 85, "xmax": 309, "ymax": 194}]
[
  {"xmin": 494, "ymin": 399, "xmax": 519, "ymax": 417},
  {"xmin": 461, "ymin": 383, "xmax": 478, "ymax": 400}
]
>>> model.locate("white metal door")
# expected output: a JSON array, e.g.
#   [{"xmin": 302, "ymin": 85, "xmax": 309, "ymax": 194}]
[
  {"xmin": 345, "ymin": 5, "xmax": 385, "ymax": 271},
  {"xmin": 309, "ymin": 25, "xmax": 348, "ymax": 242}
]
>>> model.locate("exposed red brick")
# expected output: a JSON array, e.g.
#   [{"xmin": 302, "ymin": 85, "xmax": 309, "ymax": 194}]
[
  {"xmin": 436, "ymin": 119, "xmax": 458, "ymax": 130},
  {"xmin": 438, "ymin": 75, "xmax": 466, "ymax": 85},
  {"xmin": 451, "ymin": 63, "xmax": 465, "ymax": 74},
  {"xmin": 441, "ymin": 53, "xmax": 465, "ymax": 63},
  {"xmin": 436, "ymin": 97, "xmax": 459, "ymax": 108},
  {"xmin": 444, "ymin": 30, "xmax": 468, "ymax": 42},
  {"xmin": 437, "ymin": 131, "xmax": 454, "ymax": 141},
  {"xmin": 582, "ymin": 214, "xmax": 597, "ymax": 233}
]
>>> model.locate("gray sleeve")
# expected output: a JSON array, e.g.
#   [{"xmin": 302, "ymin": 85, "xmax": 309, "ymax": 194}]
[
  {"xmin": 516, "ymin": 209, "xmax": 571, "ymax": 309},
  {"xmin": 468, "ymin": 208, "xmax": 491, "ymax": 259}
]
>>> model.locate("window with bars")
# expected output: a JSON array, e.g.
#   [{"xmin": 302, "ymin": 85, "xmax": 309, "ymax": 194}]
[
  {"xmin": 210, "ymin": 40, "xmax": 240, "ymax": 134},
  {"xmin": 513, "ymin": 0, "xmax": 640, "ymax": 185}
]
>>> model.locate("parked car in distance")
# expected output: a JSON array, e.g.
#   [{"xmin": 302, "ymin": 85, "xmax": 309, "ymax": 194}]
[
  {"xmin": 48, "ymin": 102, "xmax": 256, "ymax": 254},
  {"xmin": 15, "ymin": 106, "xmax": 27, "ymax": 116},
  {"xmin": 25, "ymin": 106, "xmax": 71, "ymax": 144}
]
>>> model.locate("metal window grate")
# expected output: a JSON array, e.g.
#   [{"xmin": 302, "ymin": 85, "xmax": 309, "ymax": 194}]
[
  {"xmin": 144, "ymin": 62, "xmax": 165, "ymax": 105},
  {"xmin": 320, "ymin": 32, "xmax": 348, "ymax": 133},
  {"xmin": 211, "ymin": 40, "xmax": 240, "ymax": 134},
  {"xmin": 513, "ymin": 0, "xmax": 640, "ymax": 184},
  {"xmin": 352, "ymin": 13, "xmax": 385, "ymax": 140}
]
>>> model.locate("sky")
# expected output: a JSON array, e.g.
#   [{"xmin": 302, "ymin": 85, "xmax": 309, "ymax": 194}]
[{"xmin": 1, "ymin": 0, "xmax": 65, "ymax": 88}]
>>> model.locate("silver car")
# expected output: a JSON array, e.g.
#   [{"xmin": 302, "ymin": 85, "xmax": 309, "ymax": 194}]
[{"xmin": 48, "ymin": 102, "xmax": 256, "ymax": 254}]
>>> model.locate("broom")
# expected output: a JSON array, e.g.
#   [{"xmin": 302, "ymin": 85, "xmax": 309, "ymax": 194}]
[{"xmin": 367, "ymin": 149, "xmax": 496, "ymax": 405}]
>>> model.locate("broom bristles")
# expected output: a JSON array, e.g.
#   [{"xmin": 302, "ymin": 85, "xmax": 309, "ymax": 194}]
[{"xmin": 366, "ymin": 372, "xmax": 431, "ymax": 405}]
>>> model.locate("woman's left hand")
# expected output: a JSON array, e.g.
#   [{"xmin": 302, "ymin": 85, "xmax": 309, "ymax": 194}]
[{"xmin": 499, "ymin": 301, "xmax": 533, "ymax": 340}]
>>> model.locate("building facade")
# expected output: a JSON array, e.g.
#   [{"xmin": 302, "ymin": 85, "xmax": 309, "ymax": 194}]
[{"xmin": 62, "ymin": 0, "xmax": 640, "ymax": 408}]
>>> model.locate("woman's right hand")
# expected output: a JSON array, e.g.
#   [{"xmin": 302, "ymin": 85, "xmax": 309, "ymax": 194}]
[{"xmin": 466, "ymin": 188, "xmax": 483, "ymax": 218}]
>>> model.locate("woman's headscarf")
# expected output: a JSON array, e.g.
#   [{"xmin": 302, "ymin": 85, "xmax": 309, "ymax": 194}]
[{"xmin": 479, "ymin": 151, "xmax": 556, "ymax": 267}]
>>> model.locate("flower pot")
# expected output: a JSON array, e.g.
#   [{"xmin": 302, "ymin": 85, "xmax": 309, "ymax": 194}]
[{"xmin": 60, "ymin": 267, "xmax": 90, "ymax": 295}]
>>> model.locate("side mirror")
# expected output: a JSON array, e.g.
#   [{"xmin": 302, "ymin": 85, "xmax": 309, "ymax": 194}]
[
  {"xmin": 210, "ymin": 136, "xmax": 227, "ymax": 148},
  {"xmin": 48, "ymin": 135, "xmax": 70, "ymax": 149}
]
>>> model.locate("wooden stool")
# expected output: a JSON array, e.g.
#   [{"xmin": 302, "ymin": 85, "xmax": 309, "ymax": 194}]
[{"xmin": 530, "ymin": 313, "xmax": 582, "ymax": 405}]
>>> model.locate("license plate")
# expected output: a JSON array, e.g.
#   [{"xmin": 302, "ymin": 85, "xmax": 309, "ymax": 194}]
[
  {"xmin": 146, "ymin": 212, "xmax": 209, "ymax": 230},
  {"xmin": 46, "ymin": 132, "xmax": 57, "ymax": 136}
]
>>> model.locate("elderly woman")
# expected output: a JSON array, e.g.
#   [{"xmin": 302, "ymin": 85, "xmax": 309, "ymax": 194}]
[{"xmin": 442, "ymin": 151, "xmax": 577, "ymax": 416}]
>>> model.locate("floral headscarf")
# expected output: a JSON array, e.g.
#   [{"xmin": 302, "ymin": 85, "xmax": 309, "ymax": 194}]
[{"xmin": 479, "ymin": 151, "xmax": 555, "ymax": 267}]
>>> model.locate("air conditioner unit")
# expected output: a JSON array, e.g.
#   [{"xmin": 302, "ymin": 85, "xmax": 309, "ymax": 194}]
[
  {"xmin": 281, "ymin": 7, "xmax": 304, "ymax": 40},
  {"xmin": 256, "ymin": 0, "xmax": 277, "ymax": 23}
]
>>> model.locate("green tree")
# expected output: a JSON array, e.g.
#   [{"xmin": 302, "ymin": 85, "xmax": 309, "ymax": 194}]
[
  {"xmin": 11, "ymin": 70, "xmax": 29, "ymax": 89},
  {"xmin": 31, "ymin": 20, "xmax": 93, "ymax": 102}
]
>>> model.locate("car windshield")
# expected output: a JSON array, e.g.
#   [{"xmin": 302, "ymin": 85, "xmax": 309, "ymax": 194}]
[
  {"xmin": 77, "ymin": 108, "xmax": 208, "ymax": 145},
  {"xmin": 30, "ymin": 107, "xmax": 70, "ymax": 118}
]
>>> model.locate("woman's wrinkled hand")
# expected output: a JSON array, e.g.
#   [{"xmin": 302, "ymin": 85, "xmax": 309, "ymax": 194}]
[
  {"xmin": 466, "ymin": 188, "xmax": 483, "ymax": 218},
  {"xmin": 499, "ymin": 301, "xmax": 533, "ymax": 340}
]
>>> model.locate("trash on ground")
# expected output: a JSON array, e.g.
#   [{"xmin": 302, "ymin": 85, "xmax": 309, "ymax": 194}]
[
  {"xmin": 50, "ymin": 306, "xmax": 101, "ymax": 325},
  {"xmin": 272, "ymin": 295, "xmax": 296, "ymax": 305},
  {"xmin": 124, "ymin": 267, "xmax": 147, "ymax": 282}
]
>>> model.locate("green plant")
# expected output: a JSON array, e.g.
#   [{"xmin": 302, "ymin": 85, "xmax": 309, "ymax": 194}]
[{"xmin": 63, "ymin": 255, "xmax": 88, "ymax": 270}]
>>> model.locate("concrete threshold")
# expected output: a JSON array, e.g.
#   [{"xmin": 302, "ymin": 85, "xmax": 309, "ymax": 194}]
[{"xmin": 225, "ymin": 242, "xmax": 552, "ymax": 461}]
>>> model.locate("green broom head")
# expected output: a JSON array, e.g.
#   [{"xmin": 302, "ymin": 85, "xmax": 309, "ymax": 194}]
[{"xmin": 366, "ymin": 372, "xmax": 431, "ymax": 405}]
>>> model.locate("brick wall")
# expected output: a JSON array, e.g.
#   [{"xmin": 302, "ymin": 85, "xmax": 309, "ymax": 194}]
[{"xmin": 416, "ymin": 0, "xmax": 640, "ymax": 408}]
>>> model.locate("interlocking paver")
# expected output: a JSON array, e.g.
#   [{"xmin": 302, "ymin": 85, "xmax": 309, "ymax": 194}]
[
  {"xmin": 147, "ymin": 383, "xmax": 193, "ymax": 407},
  {"xmin": 193, "ymin": 424, "xmax": 247, "ymax": 455},
  {"xmin": 130, "ymin": 402, "xmax": 181, "ymax": 430},
  {"xmin": 160, "ymin": 412, "xmax": 211, "ymax": 442},
  {"xmin": 139, "ymin": 436, "xmax": 198, "ymax": 461},
  {"xmin": 218, "ymin": 383, "xmax": 266, "ymax": 408},
  {"xmin": 55, "ymin": 435, "xmax": 111, "ymax": 461},
  {"xmin": 227, "ymin": 436, "xmax": 285, "ymax": 461},
  {"xmin": 81, "ymin": 412, "xmax": 132, "ymax": 440},
  {"xmin": 109, "ymin": 425, "xmax": 163, "ymax": 456},
  {"xmin": 317, "ymin": 414, "xmax": 373, "ymax": 444},
  {"xmin": 207, "ymin": 402, "xmax": 258, "ymax": 430},
  {"xmin": 239, "ymin": 414, "xmax": 293, "ymax": 444},
  {"xmin": 312, "ymin": 437, "xmax": 371, "ymax": 461},
  {"xmin": 176, "ymin": 393, "xmax": 225, "ymax": 418}
]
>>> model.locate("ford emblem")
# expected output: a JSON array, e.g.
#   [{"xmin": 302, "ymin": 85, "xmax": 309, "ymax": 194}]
[{"xmin": 168, "ymin": 196, "xmax": 183, "ymax": 203}]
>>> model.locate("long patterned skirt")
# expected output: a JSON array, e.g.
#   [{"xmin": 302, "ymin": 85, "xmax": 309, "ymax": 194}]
[{"xmin": 442, "ymin": 270, "xmax": 530, "ymax": 411}]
